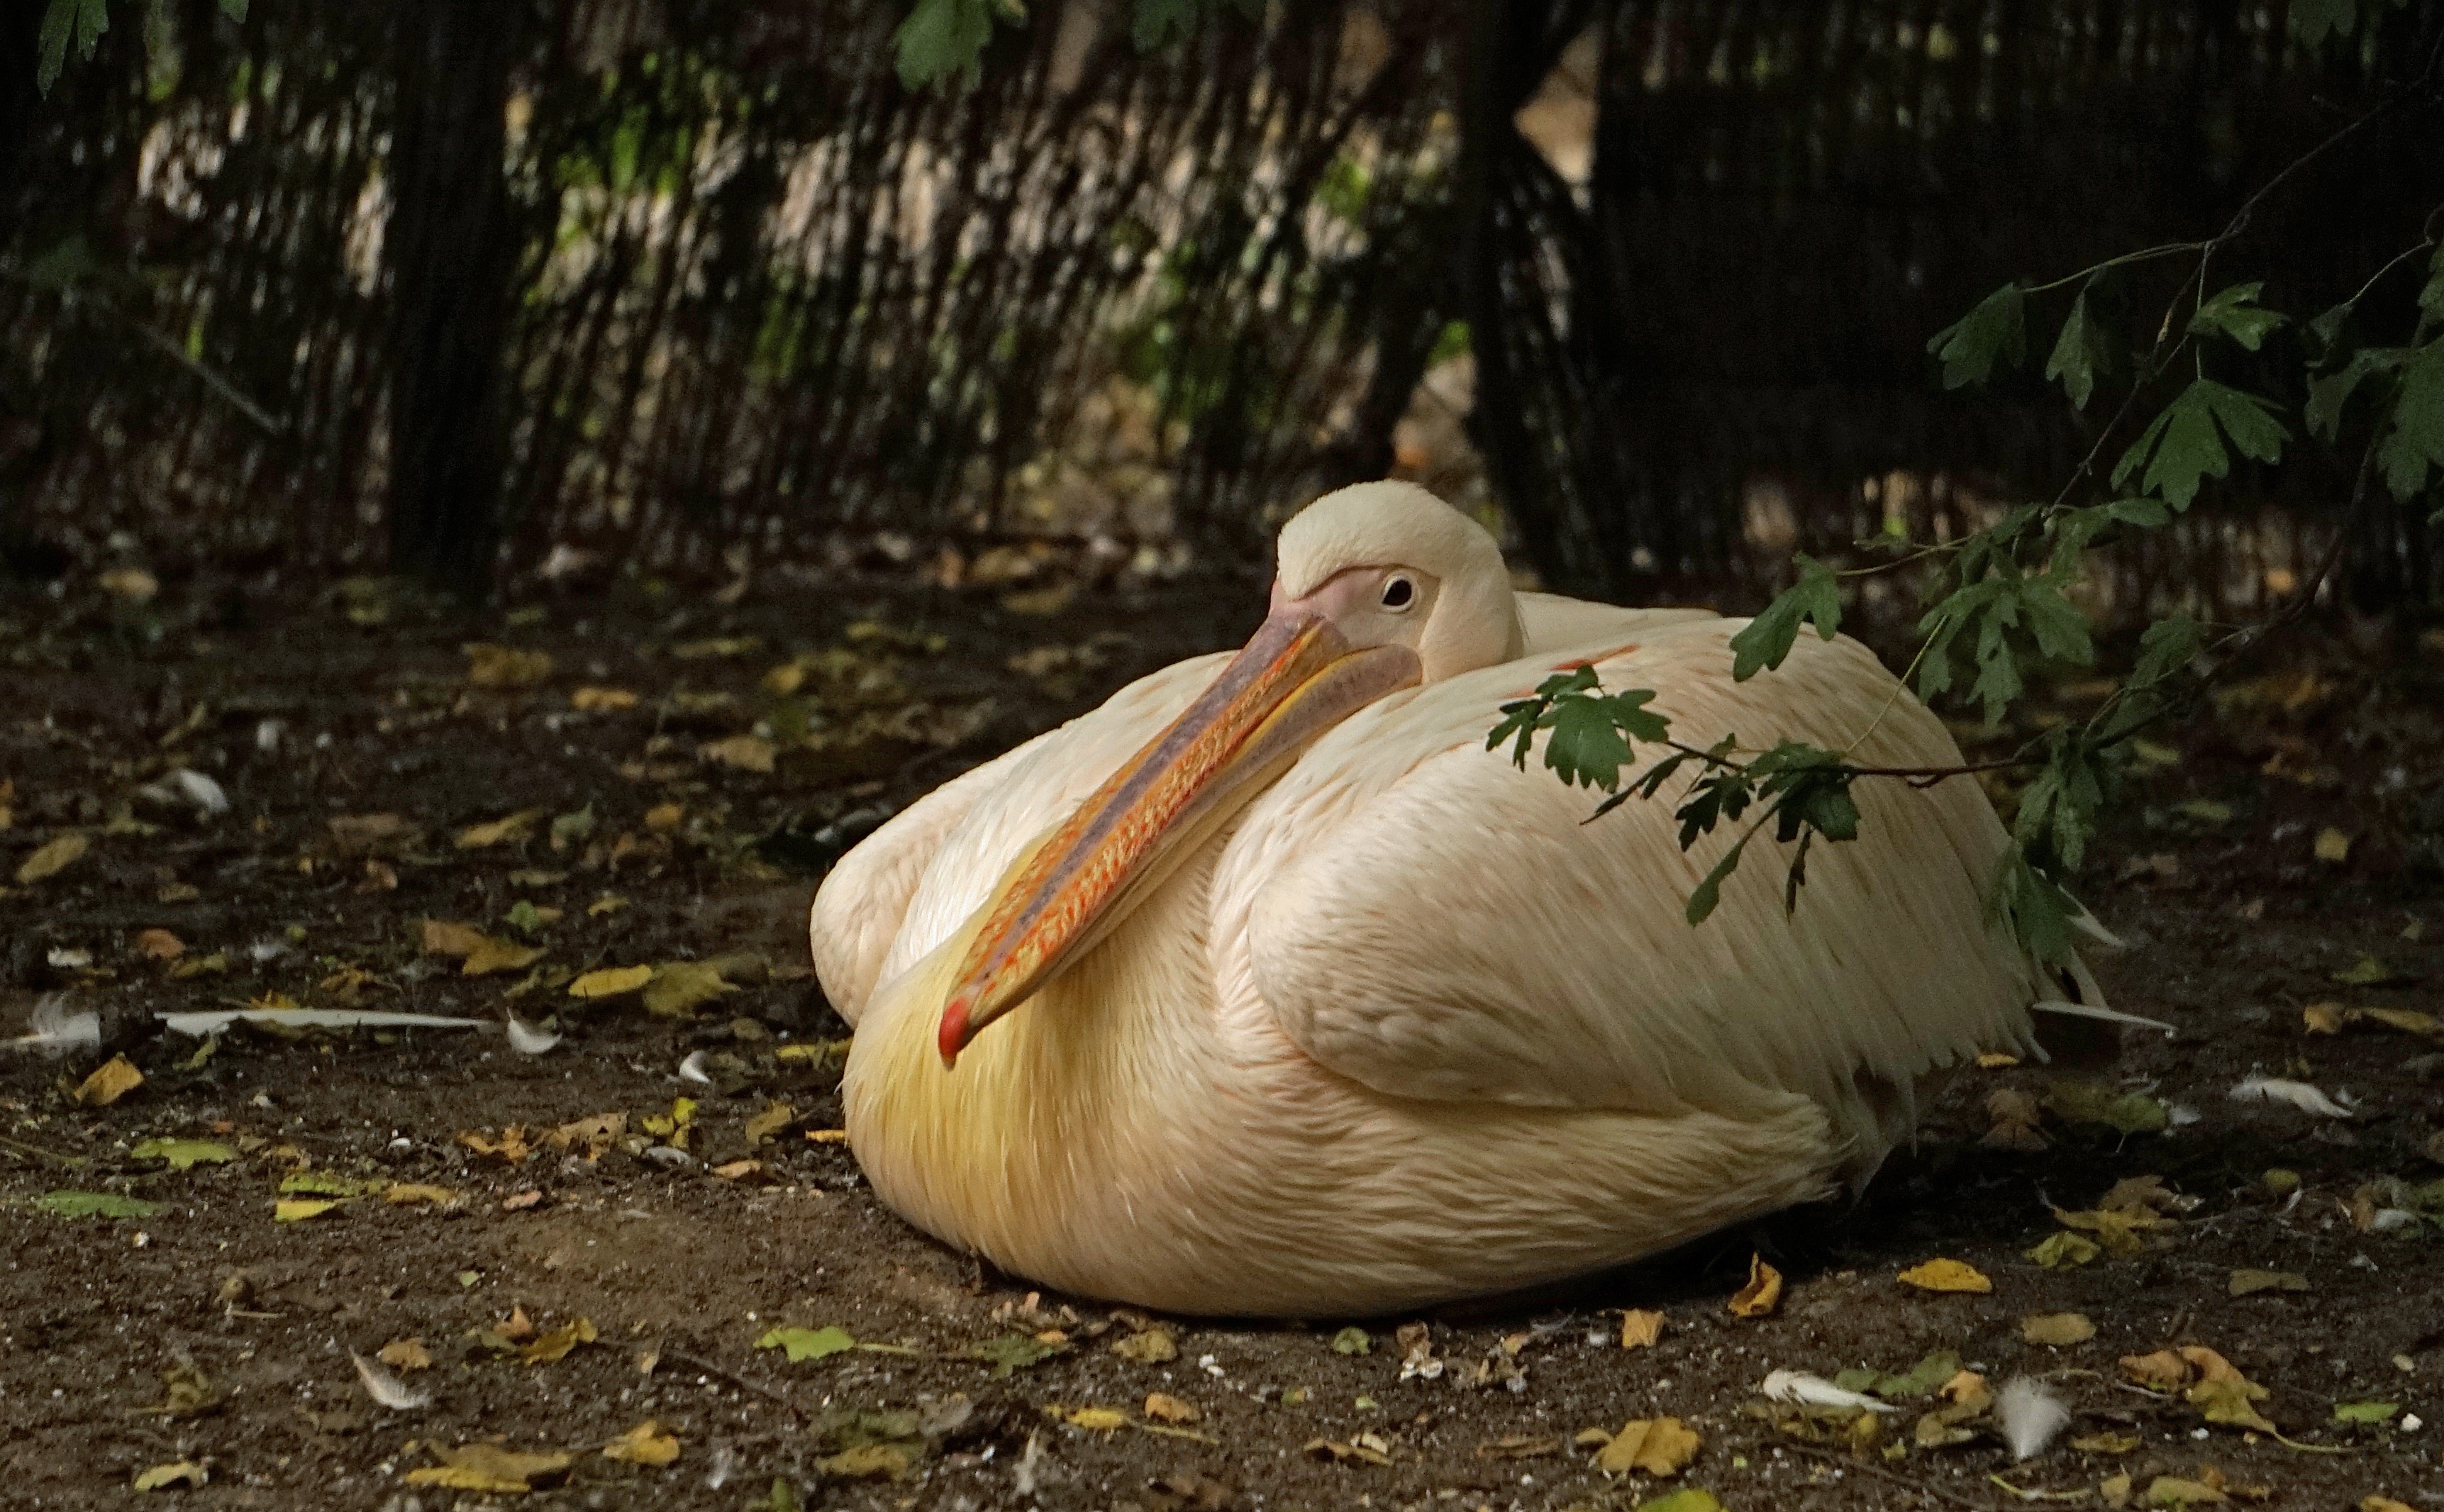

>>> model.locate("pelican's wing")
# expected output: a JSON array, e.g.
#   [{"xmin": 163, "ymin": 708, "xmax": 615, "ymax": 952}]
[
  {"xmin": 1234, "ymin": 617, "xmax": 2077, "ymax": 1161},
  {"xmin": 1513, "ymin": 591, "xmax": 1716, "ymax": 653},
  {"xmin": 812, "ymin": 651, "xmax": 1234, "ymax": 1020}
]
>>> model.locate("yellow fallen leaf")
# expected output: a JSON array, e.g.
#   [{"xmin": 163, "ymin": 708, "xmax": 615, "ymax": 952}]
[
  {"xmin": 711, "ymin": 1158, "xmax": 763, "ymax": 1181},
  {"xmin": 132, "ymin": 1461, "xmax": 207, "ymax": 1491},
  {"xmin": 2021, "ymin": 1312, "xmax": 2095, "ymax": 1345},
  {"xmin": 1728, "ymin": 1253, "xmax": 1782, "ymax": 1318},
  {"xmin": 520, "ymin": 1317, "xmax": 599, "ymax": 1363},
  {"xmin": 1593, "ymin": 1416, "xmax": 1701, "ymax": 1477},
  {"xmin": 1897, "ymin": 1258, "xmax": 1992, "ymax": 1294},
  {"xmin": 2121, "ymin": 1350, "xmax": 2192, "ymax": 1390},
  {"xmin": 463, "ymin": 935, "xmax": 545, "ymax": 975},
  {"xmin": 135, "ymin": 928, "xmax": 186, "ymax": 960},
  {"xmin": 587, "ymin": 894, "xmax": 628, "ymax": 917},
  {"xmin": 644, "ymin": 960, "xmax": 735, "ymax": 1018},
  {"xmin": 16, "ymin": 831, "xmax": 90, "ymax": 884},
  {"xmin": 1143, "ymin": 1391, "xmax": 1199, "ymax": 1423},
  {"xmin": 2303, "ymin": 1001, "xmax": 2347, "ymax": 1034},
  {"xmin": 406, "ymin": 1443, "xmax": 571, "ymax": 1494},
  {"xmin": 456, "ymin": 808, "xmax": 548, "ymax": 849},
  {"xmin": 1066, "ymin": 1406, "xmax": 1130, "ymax": 1431},
  {"xmin": 384, "ymin": 1184, "xmax": 462, "ymax": 1208},
  {"xmin": 570, "ymin": 686, "xmax": 640, "ymax": 712},
  {"xmin": 2228, "ymin": 1269, "xmax": 2308, "ymax": 1296},
  {"xmin": 700, "ymin": 734, "xmax": 777, "ymax": 773},
  {"xmin": 1113, "ymin": 1328, "xmax": 1179, "ymax": 1364},
  {"xmin": 603, "ymin": 1420, "xmax": 680, "ymax": 1466},
  {"xmin": 73, "ymin": 1055, "xmax": 145, "ymax": 1107},
  {"xmin": 643, "ymin": 802, "xmax": 684, "ymax": 831},
  {"xmin": 2314, "ymin": 827, "xmax": 2353, "ymax": 863},
  {"xmin": 274, "ymin": 1199, "xmax": 342, "ymax": 1221},
  {"xmin": 459, "ymin": 1125, "xmax": 533, "ymax": 1162},
  {"xmin": 100, "ymin": 567, "xmax": 160, "ymax": 601},
  {"xmin": 1976, "ymin": 1051, "xmax": 2020, "ymax": 1068},
  {"xmin": 2143, "ymin": 1474, "xmax": 2229, "ymax": 1506},
  {"xmin": 819, "ymin": 1442, "xmax": 910, "ymax": 1479},
  {"xmin": 543, "ymin": 1113, "xmax": 625, "ymax": 1157},
  {"xmin": 1618, "ymin": 1308, "xmax": 1665, "ymax": 1348},
  {"xmin": 463, "ymin": 644, "xmax": 555, "ymax": 689},
  {"xmin": 569, "ymin": 965, "xmax": 653, "ymax": 999},
  {"xmin": 805, "ymin": 1128, "xmax": 850, "ymax": 1143},
  {"xmin": 378, "ymin": 1338, "xmax": 432, "ymax": 1371},
  {"xmin": 743, "ymin": 1101, "xmax": 795, "ymax": 1145},
  {"xmin": 421, "ymin": 918, "xmax": 489, "ymax": 956},
  {"xmin": 2363, "ymin": 1499, "xmax": 2418, "ymax": 1512}
]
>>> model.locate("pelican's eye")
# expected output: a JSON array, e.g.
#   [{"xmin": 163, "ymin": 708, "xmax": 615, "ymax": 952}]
[{"xmin": 1379, "ymin": 576, "xmax": 1416, "ymax": 611}]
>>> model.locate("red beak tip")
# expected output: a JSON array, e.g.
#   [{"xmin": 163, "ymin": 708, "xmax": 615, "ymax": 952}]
[{"xmin": 936, "ymin": 999, "xmax": 970, "ymax": 1066}]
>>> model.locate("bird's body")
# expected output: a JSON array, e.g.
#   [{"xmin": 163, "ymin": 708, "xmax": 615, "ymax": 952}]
[{"xmin": 812, "ymin": 485, "xmax": 2101, "ymax": 1317}]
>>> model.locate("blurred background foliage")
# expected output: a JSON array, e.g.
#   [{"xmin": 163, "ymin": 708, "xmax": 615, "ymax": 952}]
[{"xmin": 1, "ymin": 0, "xmax": 2439, "ymax": 618}]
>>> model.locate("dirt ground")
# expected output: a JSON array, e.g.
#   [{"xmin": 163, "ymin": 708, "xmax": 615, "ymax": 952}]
[{"xmin": 3, "ymin": 562, "xmax": 2442, "ymax": 1512}]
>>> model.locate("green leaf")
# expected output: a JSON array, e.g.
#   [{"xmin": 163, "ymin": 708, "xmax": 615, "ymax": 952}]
[
  {"xmin": 2187, "ymin": 282, "xmax": 2287, "ymax": 352},
  {"xmin": 1685, "ymin": 840, "xmax": 1746, "ymax": 925},
  {"xmin": 1329, "ymin": 1326, "xmax": 1370, "ymax": 1355},
  {"xmin": 2026, "ymin": 1230, "xmax": 2101, "ymax": 1268},
  {"xmin": 968, "ymin": 1332, "xmax": 1064, "ymax": 1377},
  {"xmin": 37, "ymin": 1189, "xmax": 159, "ymax": 1218},
  {"xmin": 2332, "ymin": 1400, "xmax": 2399, "ymax": 1425},
  {"xmin": 1927, "ymin": 282, "xmax": 2028, "ymax": 389},
  {"xmin": 2376, "ymin": 338, "xmax": 2444, "ymax": 502},
  {"xmin": 1728, "ymin": 555, "xmax": 1840, "ymax": 682},
  {"xmin": 2305, "ymin": 347, "xmax": 2407, "ymax": 442},
  {"xmin": 757, "ymin": 1325, "xmax": 856, "ymax": 1362},
  {"xmin": 37, "ymin": 0, "xmax": 111, "ymax": 95},
  {"xmin": 1991, "ymin": 847, "xmax": 2074, "ymax": 964},
  {"xmin": 1540, "ymin": 692, "xmax": 1640, "ymax": 791},
  {"xmin": 1631, "ymin": 1492, "xmax": 1724, "ymax": 1512},
  {"xmin": 2111, "ymin": 379, "xmax": 2289, "ymax": 511},
  {"xmin": 23, "ymin": 233, "xmax": 101, "ymax": 292},
  {"xmin": 2043, "ymin": 290, "xmax": 2115, "ymax": 409},
  {"xmin": 891, "ymin": 0, "xmax": 998, "ymax": 89},
  {"xmin": 2289, "ymin": 0, "xmax": 2357, "ymax": 44},
  {"xmin": 130, "ymin": 1138, "xmax": 235, "ymax": 1171},
  {"xmin": 2130, "ymin": 612, "xmax": 2203, "ymax": 691}
]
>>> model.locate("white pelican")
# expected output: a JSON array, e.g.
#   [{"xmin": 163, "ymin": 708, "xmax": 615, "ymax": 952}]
[{"xmin": 811, "ymin": 481, "xmax": 2106, "ymax": 1317}]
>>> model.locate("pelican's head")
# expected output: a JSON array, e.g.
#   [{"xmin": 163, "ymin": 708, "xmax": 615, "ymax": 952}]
[{"xmin": 935, "ymin": 482, "xmax": 1519, "ymax": 1062}]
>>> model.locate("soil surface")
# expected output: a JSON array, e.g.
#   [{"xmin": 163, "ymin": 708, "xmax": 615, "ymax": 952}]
[{"xmin": 4, "ymin": 565, "xmax": 2442, "ymax": 1512}]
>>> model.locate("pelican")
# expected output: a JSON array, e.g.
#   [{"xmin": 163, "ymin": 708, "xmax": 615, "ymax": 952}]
[{"xmin": 811, "ymin": 481, "xmax": 2106, "ymax": 1317}]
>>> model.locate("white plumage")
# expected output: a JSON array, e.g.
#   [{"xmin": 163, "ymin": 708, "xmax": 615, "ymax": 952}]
[{"xmin": 811, "ymin": 482, "xmax": 2104, "ymax": 1316}]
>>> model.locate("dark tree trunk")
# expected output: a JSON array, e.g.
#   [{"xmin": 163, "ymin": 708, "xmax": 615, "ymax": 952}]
[{"xmin": 386, "ymin": 1, "xmax": 519, "ymax": 599}]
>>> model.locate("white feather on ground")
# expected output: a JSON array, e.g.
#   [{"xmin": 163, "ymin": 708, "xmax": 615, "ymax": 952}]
[
  {"xmin": 505, "ymin": 1016, "xmax": 560, "ymax": 1055},
  {"xmin": 8, "ymin": 996, "xmax": 99, "ymax": 1057},
  {"xmin": 2229, "ymin": 1075, "xmax": 2357, "ymax": 1118},
  {"xmin": 679, "ymin": 1050, "xmax": 713, "ymax": 1086},
  {"xmin": 1760, "ymin": 1370, "xmax": 1899, "ymax": 1412},
  {"xmin": 348, "ymin": 1351, "xmax": 431, "ymax": 1411},
  {"xmin": 1996, "ymin": 1377, "xmax": 2070, "ymax": 1460}
]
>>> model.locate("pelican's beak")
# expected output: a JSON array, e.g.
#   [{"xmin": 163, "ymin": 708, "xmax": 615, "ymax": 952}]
[{"xmin": 936, "ymin": 608, "xmax": 1421, "ymax": 1063}]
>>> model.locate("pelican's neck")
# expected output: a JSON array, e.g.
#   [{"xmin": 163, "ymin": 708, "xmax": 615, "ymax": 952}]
[{"xmin": 842, "ymin": 852, "xmax": 1226, "ymax": 1277}]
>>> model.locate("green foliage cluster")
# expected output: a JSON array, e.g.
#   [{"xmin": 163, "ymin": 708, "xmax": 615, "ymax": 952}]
[
  {"xmin": 1492, "ymin": 13, "xmax": 2444, "ymax": 962},
  {"xmin": 36, "ymin": 0, "xmax": 245, "ymax": 95},
  {"xmin": 891, "ymin": 0, "xmax": 1257, "ymax": 90}
]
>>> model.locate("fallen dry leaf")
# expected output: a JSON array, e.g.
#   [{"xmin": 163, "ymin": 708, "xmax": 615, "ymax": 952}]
[
  {"xmin": 16, "ymin": 831, "xmax": 89, "ymax": 885},
  {"xmin": 462, "ymin": 935, "xmax": 545, "ymax": 976},
  {"xmin": 383, "ymin": 1183, "xmax": 462, "ymax": 1208},
  {"xmin": 570, "ymin": 686, "xmax": 640, "ymax": 712},
  {"xmin": 2142, "ymin": 1474, "xmax": 2228, "ymax": 1506},
  {"xmin": 1728, "ymin": 1253, "xmax": 1782, "ymax": 1318},
  {"xmin": 457, "ymin": 1126, "xmax": 533, "ymax": 1163},
  {"xmin": 1067, "ymin": 1406, "xmax": 1129, "ymax": 1432},
  {"xmin": 645, "ymin": 960, "xmax": 735, "ymax": 1018},
  {"xmin": 405, "ymin": 1442, "xmax": 571, "ymax": 1494},
  {"xmin": 819, "ymin": 1442, "xmax": 909, "ymax": 1479},
  {"xmin": 328, "ymin": 813, "xmax": 410, "ymax": 855},
  {"xmin": 72, "ymin": 1054, "xmax": 145, "ymax": 1106},
  {"xmin": 273, "ymin": 1198, "xmax": 343, "ymax": 1222},
  {"xmin": 520, "ymin": 1317, "xmax": 599, "ymax": 1364},
  {"xmin": 2314, "ymin": 828, "xmax": 2353, "ymax": 864},
  {"xmin": 1593, "ymin": 1417, "xmax": 1701, "ymax": 1477},
  {"xmin": 456, "ymin": 809, "xmax": 548, "ymax": 849},
  {"xmin": 135, "ymin": 928, "xmax": 185, "ymax": 960},
  {"xmin": 1144, "ymin": 1392, "xmax": 1200, "ymax": 1424},
  {"xmin": 603, "ymin": 1419, "xmax": 680, "ymax": 1467},
  {"xmin": 700, "ymin": 734, "xmax": 777, "ymax": 773},
  {"xmin": 1897, "ymin": 1258, "xmax": 1992, "ymax": 1294},
  {"xmin": 378, "ymin": 1338, "xmax": 433, "ymax": 1371},
  {"xmin": 711, "ymin": 1159, "xmax": 762, "ymax": 1181},
  {"xmin": 463, "ymin": 644, "xmax": 555, "ymax": 689},
  {"xmin": 569, "ymin": 965, "xmax": 653, "ymax": 999},
  {"xmin": 1618, "ymin": 1308, "xmax": 1666, "ymax": 1349},
  {"xmin": 2228, "ymin": 1269, "xmax": 2309, "ymax": 1296},
  {"xmin": 1113, "ymin": 1328, "xmax": 1179, "ymax": 1364},
  {"xmin": 643, "ymin": 802, "xmax": 684, "ymax": 831},
  {"xmin": 132, "ymin": 1461, "xmax": 207, "ymax": 1491},
  {"xmin": 2021, "ymin": 1312, "xmax": 2095, "ymax": 1346},
  {"xmin": 543, "ymin": 1113, "xmax": 625, "ymax": 1159},
  {"xmin": 420, "ymin": 918, "xmax": 489, "ymax": 957}
]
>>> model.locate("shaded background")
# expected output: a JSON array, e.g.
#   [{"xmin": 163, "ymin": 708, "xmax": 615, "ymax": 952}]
[{"xmin": 3, "ymin": 0, "xmax": 2440, "ymax": 616}]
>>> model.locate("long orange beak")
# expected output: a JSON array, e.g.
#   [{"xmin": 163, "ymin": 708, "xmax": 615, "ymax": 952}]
[{"xmin": 936, "ymin": 611, "xmax": 1421, "ymax": 1063}]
